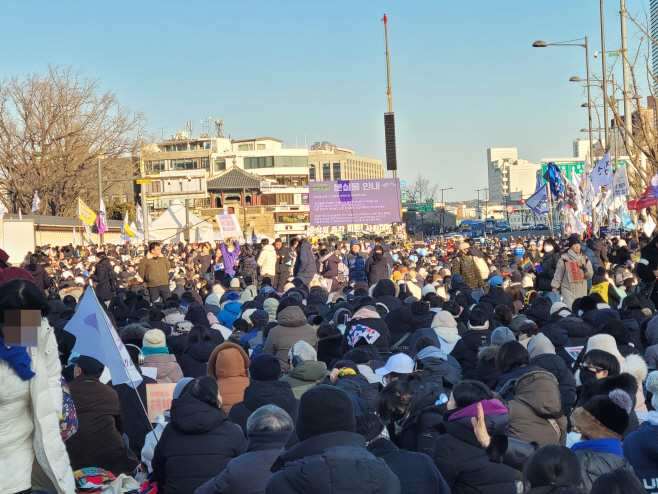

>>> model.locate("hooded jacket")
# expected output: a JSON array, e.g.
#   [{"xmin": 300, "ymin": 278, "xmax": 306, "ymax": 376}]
[
  {"xmin": 219, "ymin": 241, "xmax": 240, "ymax": 276},
  {"xmin": 528, "ymin": 334, "xmax": 577, "ymax": 415},
  {"xmin": 366, "ymin": 250, "xmax": 391, "ymax": 287},
  {"xmin": 264, "ymin": 306, "xmax": 318, "ymax": 373},
  {"xmin": 207, "ymin": 342, "xmax": 250, "ymax": 413},
  {"xmin": 178, "ymin": 340, "xmax": 218, "ymax": 378},
  {"xmin": 449, "ymin": 327, "xmax": 492, "ymax": 379},
  {"xmin": 342, "ymin": 310, "xmax": 391, "ymax": 358},
  {"xmin": 622, "ymin": 412, "xmax": 658, "ymax": 491},
  {"xmin": 143, "ymin": 353, "xmax": 185, "ymax": 384},
  {"xmin": 412, "ymin": 346, "xmax": 461, "ymax": 388},
  {"xmin": 280, "ymin": 360, "xmax": 329, "ymax": 399},
  {"xmin": 266, "ymin": 431, "xmax": 401, "ymax": 494},
  {"xmin": 386, "ymin": 306, "xmax": 415, "ymax": 353},
  {"xmin": 138, "ymin": 252, "xmax": 171, "ymax": 288},
  {"xmin": 217, "ymin": 301, "xmax": 243, "ymax": 328},
  {"xmin": 151, "ymin": 393, "xmax": 247, "ymax": 494},
  {"xmin": 229, "ymin": 380, "xmax": 299, "ymax": 434},
  {"xmin": 479, "ymin": 287, "xmax": 515, "ymax": 313},
  {"xmin": 345, "ymin": 241, "xmax": 368, "ymax": 283},
  {"xmin": 257, "ymin": 244, "xmax": 277, "ymax": 276},
  {"xmin": 474, "ymin": 344, "xmax": 501, "ymax": 390},
  {"xmin": 90, "ymin": 257, "xmax": 114, "ymax": 300},
  {"xmin": 555, "ymin": 315, "xmax": 593, "ymax": 348},
  {"xmin": 540, "ymin": 322, "xmax": 575, "ymax": 367},
  {"xmin": 431, "ymin": 311, "xmax": 461, "ymax": 355},
  {"xmin": 373, "ymin": 279, "xmax": 402, "ymax": 310},
  {"xmin": 293, "ymin": 240, "xmax": 317, "ymax": 285}
]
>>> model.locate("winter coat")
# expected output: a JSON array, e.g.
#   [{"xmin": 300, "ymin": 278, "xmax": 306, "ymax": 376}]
[
  {"xmin": 367, "ymin": 439, "xmax": 450, "ymax": 494},
  {"xmin": 66, "ymin": 376, "xmax": 140, "ymax": 475},
  {"xmin": 236, "ymin": 256, "xmax": 255, "ymax": 281},
  {"xmin": 572, "ymin": 441, "xmax": 633, "ymax": 492},
  {"xmin": 90, "ymin": 258, "xmax": 116, "ymax": 301},
  {"xmin": 195, "ymin": 430, "xmax": 291, "ymax": 494},
  {"xmin": 590, "ymin": 239, "xmax": 608, "ymax": 269},
  {"xmin": 111, "ymin": 375, "xmax": 158, "ymax": 458},
  {"xmin": 373, "ymin": 280, "xmax": 403, "ymax": 310},
  {"xmin": 474, "ymin": 344, "xmax": 501, "ymax": 390},
  {"xmin": 217, "ymin": 301, "xmax": 243, "ymax": 329},
  {"xmin": 530, "ymin": 352, "xmax": 576, "ymax": 415},
  {"xmin": 293, "ymin": 240, "xmax": 317, "ymax": 284},
  {"xmin": 433, "ymin": 404, "xmax": 517, "ymax": 494},
  {"xmin": 143, "ymin": 353, "xmax": 185, "ymax": 383},
  {"xmin": 556, "ymin": 315, "xmax": 593, "ymax": 348},
  {"xmin": 0, "ymin": 321, "xmax": 76, "ymax": 494},
  {"xmin": 622, "ymin": 413, "xmax": 658, "ymax": 492},
  {"xmin": 540, "ymin": 321, "xmax": 575, "ymax": 367},
  {"xmin": 333, "ymin": 373, "xmax": 381, "ymax": 413},
  {"xmin": 138, "ymin": 253, "xmax": 171, "ymax": 288},
  {"xmin": 208, "ymin": 342, "xmax": 250, "ymax": 414},
  {"xmin": 320, "ymin": 253, "xmax": 343, "ymax": 293},
  {"xmin": 637, "ymin": 242, "xmax": 658, "ymax": 282},
  {"xmin": 219, "ymin": 241, "xmax": 240, "ymax": 276},
  {"xmin": 343, "ymin": 315, "xmax": 391, "ymax": 358},
  {"xmin": 179, "ymin": 341, "xmax": 218, "ymax": 378},
  {"xmin": 366, "ymin": 252, "xmax": 391, "ymax": 287},
  {"xmin": 26, "ymin": 262, "xmax": 52, "ymax": 292},
  {"xmin": 621, "ymin": 316, "xmax": 644, "ymax": 354},
  {"xmin": 412, "ymin": 346, "xmax": 462, "ymax": 389},
  {"xmin": 194, "ymin": 253, "xmax": 213, "ymax": 276},
  {"xmin": 479, "ymin": 287, "xmax": 515, "ymax": 313},
  {"xmin": 275, "ymin": 246, "xmax": 292, "ymax": 275},
  {"xmin": 258, "ymin": 244, "xmax": 277, "ymax": 276},
  {"xmin": 264, "ymin": 306, "xmax": 318, "ymax": 373},
  {"xmin": 501, "ymin": 369, "xmax": 568, "ymax": 446},
  {"xmin": 449, "ymin": 328, "xmax": 492, "ymax": 379},
  {"xmin": 229, "ymin": 380, "xmax": 299, "ymax": 434},
  {"xmin": 451, "ymin": 253, "xmax": 484, "ymax": 290},
  {"xmin": 280, "ymin": 360, "xmax": 329, "ymax": 399},
  {"xmin": 345, "ymin": 249, "xmax": 368, "ymax": 283},
  {"xmin": 396, "ymin": 382, "xmax": 449, "ymax": 455},
  {"xmin": 151, "ymin": 393, "xmax": 247, "ymax": 494},
  {"xmin": 385, "ymin": 307, "xmax": 415, "ymax": 353},
  {"xmin": 535, "ymin": 251, "xmax": 560, "ymax": 291},
  {"xmin": 266, "ymin": 431, "xmax": 401, "ymax": 494},
  {"xmin": 552, "ymin": 252, "xmax": 594, "ymax": 309}
]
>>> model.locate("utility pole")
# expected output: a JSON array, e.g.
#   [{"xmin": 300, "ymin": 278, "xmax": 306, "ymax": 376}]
[
  {"xmin": 439, "ymin": 187, "xmax": 452, "ymax": 233},
  {"xmin": 383, "ymin": 14, "xmax": 397, "ymax": 179},
  {"xmin": 620, "ymin": 0, "xmax": 633, "ymax": 153},
  {"xmin": 475, "ymin": 188, "xmax": 487, "ymax": 220},
  {"xmin": 97, "ymin": 158, "xmax": 103, "ymax": 245},
  {"xmin": 600, "ymin": 0, "xmax": 611, "ymax": 151}
]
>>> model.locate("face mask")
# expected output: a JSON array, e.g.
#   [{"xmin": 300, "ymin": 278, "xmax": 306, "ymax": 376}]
[
  {"xmin": 544, "ymin": 245, "xmax": 554, "ymax": 253},
  {"xmin": 579, "ymin": 367, "xmax": 597, "ymax": 385}
]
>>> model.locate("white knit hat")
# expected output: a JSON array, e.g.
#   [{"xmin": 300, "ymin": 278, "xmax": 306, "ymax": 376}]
[
  {"xmin": 549, "ymin": 302, "xmax": 569, "ymax": 316},
  {"xmin": 212, "ymin": 284, "xmax": 225, "ymax": 295},
  {"xmin": 230, "ymin": 278, "xmax": 241, "ymax": 288},
  {"xmin": 143, "ymin": 329, "xmax": 166, "ymax": 348},
  {"xmin": 586, "ymin": 334, "xmax": 623, "ymax": 361}
]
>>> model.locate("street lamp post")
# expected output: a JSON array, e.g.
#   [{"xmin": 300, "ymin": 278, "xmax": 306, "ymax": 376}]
[{"xmin": 439, "ymin": 187, "xmax": 452, "ymax": 233}]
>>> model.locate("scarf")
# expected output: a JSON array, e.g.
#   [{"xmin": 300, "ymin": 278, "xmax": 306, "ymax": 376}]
[
  {"xmin": 567, "ymin": 249, "xmax": 582, "ymax": 261},
  {"xmin": 0, "ymin": 335, "xmax": 36, "ymax": 381},
  {"xmin": 571, "ymin": 438, "xmax": 624, "ymax": 457},
  {"xmin": 142, "ymin": 346, "xmax": 169, "ymax": 356},
  {"xmin": 353, "ymin": 307, "xmax": 380, "ymax": 320}
]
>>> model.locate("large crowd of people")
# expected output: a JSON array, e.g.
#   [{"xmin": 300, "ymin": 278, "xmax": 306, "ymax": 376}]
[{"xmin": 2, "ymin": 230, "xmax": 658, "ymax": 493}]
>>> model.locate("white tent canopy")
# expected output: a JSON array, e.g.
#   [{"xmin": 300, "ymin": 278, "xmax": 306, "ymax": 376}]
[
  {"xmin": 106, "ymin": 222, "xmax": 161, "ymax": 245},
  {"xmin": 148, "ymin": 200, "xmax": 214, "ymax": 244}
]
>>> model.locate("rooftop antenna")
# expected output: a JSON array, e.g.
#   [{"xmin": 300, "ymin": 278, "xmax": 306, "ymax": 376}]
[
  {"xmin": 184, "ymin": 121, "xmax": 194, "ymax": 137},
  {"xmin": 215, "ymin": 119, "xmax": 225, "ymax": 138}
]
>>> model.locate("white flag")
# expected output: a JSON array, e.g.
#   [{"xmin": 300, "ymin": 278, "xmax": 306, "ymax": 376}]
[
  {"xmin": 63, "ymin": 287, "xmax": 142, "ymax": 387},
  {"xmin": 31, "ymin": 191, "xmax": 40, "ymax": 212},
  {"xmin": 612, "ymin": 165, "xmax": 629, "ymax": 198},
  {"xmin": 18, "ymin": 209, "xmax": 22, "ymax": 220},
  {"xmin": 135, "ymin": 203, "xmax": 144, "ymax": 231},
  {"xmin": 72, "ymin": 227, "xmax": 77, "ymax": 245},
  {"xmin": 0, "ymin": 203, "xmax": 6, "ymax": 220},
  {"xmin": 568, "ymin": 209, "xmax": 587, "ymax": 235},
  {"xmin": 147, "ymin": 205, "xmax": 153, "ymax": 228},
  {"xmin": 644, "ymin": 216, "xmax": 657, "ymax": 238},
  {"xmin": 84, "ymin": 222, "xmax": 92, "ymax": 237},
  {"xmin": 525, "ymin": 184, "xmax": 550, "ymax": 216},
  {"xmin": 591, "ymin": 151, "xmax": 613, "ymax": 190}
]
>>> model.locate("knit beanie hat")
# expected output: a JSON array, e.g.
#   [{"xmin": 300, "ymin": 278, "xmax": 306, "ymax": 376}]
[
  {"xmin": 212, "ymin": 284, "xmax": 225, "ymax": 295},
  {"xmin": 143, "ymin": 329, "xmax": 166, "ymax": 348},
  {"xmin": 550, "ymin": 302, "xmax": 569, "ymax": 316},
  {"xmin": 296, "ymin": 385, "xmax": 356, "ymax": 442},
  {"xmin": 567, "ymin": 235, "xmax": 581, "ymax": 248},
  {"xmin": 249, "ymin": 353, "xmax": 281, "ymax": 382},
  {"xmin": 571, "ymin": 389, "xmax": 632, "ymax": 440},
  {"xmin": 230, "ymin": 278, "xmax": 241, "ymax": 288},
  {"xmin": 647, "ymin": 371, "xmax": 658, "ymax": 411},
  {"xmin": 173, "ymin": 377, "xmax": 194, "ymax": 399},
  {"xmin": 185, "ymin": 304, "xmax": 210, "ymax": 327},
  {"xmin": 250, "ymin": 309, "xmax": 270, "ymax": 328},
  {"xmin": 491, "ymin": 327, "xmax": 515, "ymax": 345}
]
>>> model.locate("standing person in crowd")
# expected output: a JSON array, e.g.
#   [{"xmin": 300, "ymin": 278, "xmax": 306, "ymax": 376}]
[
  {"xmin": 0, "ymin": 278, "xmax": 76, "ymax": 494},
  {"xmin": 219, "ymin": 239, "xmax": 241, "ymax": 277},
  {"xmin": 452, "ymin": 242, "xmax": 484, "ymax": 291},
  {"xmin": 89, "ymin": 251, "xmax": 115, "ymax": 303},
  {"xmin": 319, "ymin": 248, "xmax": 342, "ymax": 293},
  {"xmin": 345, "ymin": 239, "xmax": 368, "ymax": 284},
  {"xmin": 293, "ymin": 238, "xmax": 317, "ymax": 286},
  {"xmin": 552, "ymin": 236, "xmax": 594, "ymax": 309},
  {"xmin": 636, "ymin": 234, "xmax": 658, "ymax": 301},
  {"xmin": 273, "ymin": 238, "xmax": 291, "ymax": 293},
  {"xmin": 138, "ymin": 242, "xmax": 172, "ymax": 302},
  {"xmin": 194, "ymin": 244, "xmax": 213, "ymax": 280},
  {"xmin": 366, "ymin": 245, "xmax": 391, "ymax": 287},
  {"xmin": 257, "ymin": 239, "xmax": 277, "ymax": 288},
  {"xmin": 25, "ymin": 253, "xmax": 51, "ymax": 293}
]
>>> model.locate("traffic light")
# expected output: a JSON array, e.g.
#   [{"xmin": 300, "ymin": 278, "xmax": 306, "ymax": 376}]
[{"xmin": 514, "ymin": 209, "xmax": 518, "ymax": 213}]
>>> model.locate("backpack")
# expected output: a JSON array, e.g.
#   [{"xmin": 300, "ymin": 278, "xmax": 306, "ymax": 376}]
[{"xmin": 336, "ymin": 260, "xmax": 349, "ymax": 284}]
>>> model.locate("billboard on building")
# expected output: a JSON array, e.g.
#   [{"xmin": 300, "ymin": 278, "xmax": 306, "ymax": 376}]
[{"xmin": 309, "ymin": 179, "xmax": 401, "ymax": 226}]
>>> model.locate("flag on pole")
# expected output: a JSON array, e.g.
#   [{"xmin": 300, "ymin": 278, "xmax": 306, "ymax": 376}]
[
  {"xmin": 620, "ymin": 208, "xmax": 634, "ymax": 231},
  {"xmin": 121, "ymin": 211, "xmax": 134, "ymax": 238},
  {"xmin": 568, "ymin": 209, "xmax": 587, "ymax": 235},
  {"xmin": 96, "ymin": 198, "xmax": 108, "ymax": 236},
  {"xmin": 83, "ymin": 222, "xmax": 92, "ymax": 237},
  {"xmin": 612, "ymin": 165, "xmax": 629, "ymax": 198},
  {"xmin": 628, "ymin": 187, "xmax": 658, "ymax": 211},
  {"xmin": 591, "ymin": 151, "xmax": 613, "ymax": 190},
  {"xmin": 251, "ymin": 228, "xmax": 257, "ymax": 244},
  {"xmin": 135, "ymin": 203, "xmax": 144, "ymax": 231},
  {"xmin": 72, "ymin": 227, "xmax": 77, "ymax": 245},
  {"xmin": 644, "ymin": 216, "xmax": 657, "ymax": 238},
  {"xmin": 543, "ymin": 163, "xmax": 564, "ymax": 199},
  {"xmin": 147, "ymin": 205, "xmax": 153, "ymax": 228},
  {"xmin": 31, "ymin": 192, "xmax": 40, "ymax": 212},
  {"xmin": 525, "ymin": 184, "xmax": 550, "ymax": 216},
  {"xmin": 63, "ymin": 287, "xmax": 142, "ymax": 387},
  {"xmin": 651, "ymin": 171, "xmax": 658, "ymax": 199},
  {"xmin": 0, "ymin": 203, "xmax": 6, "ymax": 220},
  {"xmin": 18, "ymin": 209, "xmax": 22, "ymax": 220}
]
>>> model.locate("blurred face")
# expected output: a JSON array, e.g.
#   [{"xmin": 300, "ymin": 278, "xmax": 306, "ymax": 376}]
[
  {"xmin": 275, "ymin": 241, "xmax": 282, "ymax": 249},
  {"xmin": 352, "ymin": 244, "xmax": 361, "ymax": 253},
  {"xmin": 151, "ymin": 245, "xmax": 161, "ymax": 256},
  {"xmin": 571, "ymin": 243, "xmax": 581, "ymax": 254}
]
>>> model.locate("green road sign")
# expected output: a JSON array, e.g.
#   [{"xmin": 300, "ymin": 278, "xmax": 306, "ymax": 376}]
[{"xmin": 405, "ymin": 202, "xmax": 434, "ymax": 213}]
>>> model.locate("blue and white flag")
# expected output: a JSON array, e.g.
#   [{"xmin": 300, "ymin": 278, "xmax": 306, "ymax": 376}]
[
  {"xmin": 31, "ymin": 192, "xmax": 40, "ymax": 212},
  {"xmin": 64, "ymin": 287, "xmax": 142, "ymax": 387},
  {"xmin": 525, "ymin": 184, "xmax": 550, "ymax": 216},
  {"xmin": 251, "ymin": 228, "xmax": 257, "ymax": 244},
  {"xmin": 620, "ymin": 208, "xmax": 634, "ymax": 231},
  {"xmin": 591, "ymin": 151, "xmax": 613, "ymax": 190}
]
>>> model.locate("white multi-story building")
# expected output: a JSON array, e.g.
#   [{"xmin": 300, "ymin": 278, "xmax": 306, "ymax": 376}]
[
  {"xmin": 573, "ymin": 138, "xmax": 590, "ymax": 158},
  {"xmin": 487, "ymin": 147, "xmax": 541, "ymax": 202},
  {"xmin": 307, "ymin": 141, "xmax": 385, "ymax": 181}
]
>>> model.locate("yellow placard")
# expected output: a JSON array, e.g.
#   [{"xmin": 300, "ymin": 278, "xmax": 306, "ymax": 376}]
[{"xmin": 77, "ymin": 198, "xmax": 97, "ymax": 226}]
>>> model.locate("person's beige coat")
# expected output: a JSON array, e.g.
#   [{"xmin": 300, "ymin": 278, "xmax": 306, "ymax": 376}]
[
  {"xmin": 263, "ymin": 306, "xmax": 318, "ymax": 373},
  {"xmin": 551, "ymin": 252, "xmax": 594, "ymax": 309},
  {"xmin": 257, "ymin": 244, "xmax": 277, "ymax": 276},
  {"xmin": 142, "ymin": 354, "xmax": 184, "ymax": 383},
  {"xmin": 0, "ymin": 320, "xmax": 76, "ymax": 494}
]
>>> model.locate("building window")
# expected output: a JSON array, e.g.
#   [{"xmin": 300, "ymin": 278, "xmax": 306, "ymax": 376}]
[
  {"xmin": 238, "ymin": 143, "xmax": 254, "ymax": 151},
  {"xmin": 275, "ymin": 175, "xmax": 309, "ymax": 187},
  {"xmin": 244, "ymin": 157, "xmax": 274, "ymax": 169},
  {"xmin": 146, "ymin": 160, "xmax": 167, "ymax": 172},
  {"xmin": 322, "ymin": 163, "xmax": 330, "ymax": 181},
  {"xmin": 214, "ymin": 159, "xmax": 226, "ymax": 171},
  {"xmin": 262, "ymin": 194, "xmax": 277, "ymax": 206},
  {"xmin": 171, "ymin": 158, "xmax": 198, "ymax": 170},
  {"xmin": 257, "ymin": 143, "xmax": 266, "ymax": 150},
  {"xmin": 201, "ymin": 157, "xmax": 209, "ymax": 169},
  {"xmin": 175, "ymin": 143, "xmax": 187, "ymax": 151},
  {"xmin": 333, "ymin": 163, "xmax": 341, "ymax": 181},
  {"xmin": 309, "ymin": 164, "xmax": 315, "ymax": 181},
  {"xmin": 273, "ymin": 156, "xmax": 308, "ymax": 168}
]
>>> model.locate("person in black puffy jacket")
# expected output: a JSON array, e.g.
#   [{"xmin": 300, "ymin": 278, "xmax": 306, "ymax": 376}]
[
  {"xmin": 152, "ymin": 377, "xmax": 247, "ymax": 494},
  {"xmin": 229, "ymin": 354, "xmax": 299, "ymax": 434},
  {"xmin": 89, "ymin": 253, "xmax": 115, "ymax": 301},
  {"xmin": 266, "ymin": 385, "xmax": 401, "ymax": 494},
  {"xmin": 373, "ymin": 279, "xmax": 403, "ymax": 311},
  {"xmin": 449, "ymin": 309, "xmax": 492, "ymax": 379},
  {"xmin": 178, "ymin": 326, "xmax": 219, "ymax": 378}
]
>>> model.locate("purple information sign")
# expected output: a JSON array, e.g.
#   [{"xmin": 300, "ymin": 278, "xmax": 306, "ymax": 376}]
[{"xmin": 309, "ymin": 179, "xmax": 401, "ymax": 226}]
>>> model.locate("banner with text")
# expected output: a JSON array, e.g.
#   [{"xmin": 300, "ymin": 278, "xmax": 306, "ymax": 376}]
[
  {"xmin": 215, "ymin": 214, "xmax": 242, "ymax": 240},
  {"xmin": 77, "ymin": 198, "xmax": 97, "ymax": 226},
  {"xmin": 309, "ymin": 179, "xmax": 401, "ymax": 226}
]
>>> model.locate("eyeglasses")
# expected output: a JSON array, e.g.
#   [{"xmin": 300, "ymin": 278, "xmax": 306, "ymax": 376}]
[{"xmin": 579, "ymin": 363, "xmax": 604, "ymax": 373}]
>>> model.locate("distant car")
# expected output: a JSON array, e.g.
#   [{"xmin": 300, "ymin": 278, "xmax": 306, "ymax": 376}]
[
  {"xmin": 535, "ymin": 223, "xmax": 549, "ymax": 230},
  {"xmin": 521, "ymin": 223, "xmax": 533, "ymax": 230}
]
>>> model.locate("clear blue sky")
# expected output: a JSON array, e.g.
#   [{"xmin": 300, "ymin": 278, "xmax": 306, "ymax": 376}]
[{"xmin": 1, "ymin": 0, "xmax": 649, "ymax": 201}]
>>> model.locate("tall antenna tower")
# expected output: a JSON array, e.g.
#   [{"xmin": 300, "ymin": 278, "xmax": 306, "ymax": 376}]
[{"xmin": 383, "ymin": 14, "xmax": 398, "ymax": 179}]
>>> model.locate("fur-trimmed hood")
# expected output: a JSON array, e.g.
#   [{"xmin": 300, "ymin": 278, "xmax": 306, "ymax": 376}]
[
  {"xmin": 477, "ymin": 343, "xmax": 500, "ymax": 363},
  {"xmin": 621, "ymin": 354, "xmax": 648, "ymax": 385}
]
